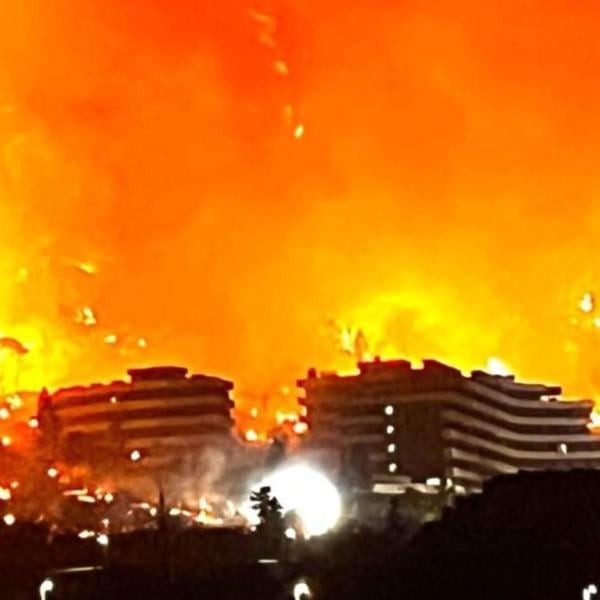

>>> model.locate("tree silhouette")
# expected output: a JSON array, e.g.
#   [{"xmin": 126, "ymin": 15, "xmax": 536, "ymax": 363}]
[{"xmin": 250, "ymin": 486, "xmax": 283, "ymax": 538}]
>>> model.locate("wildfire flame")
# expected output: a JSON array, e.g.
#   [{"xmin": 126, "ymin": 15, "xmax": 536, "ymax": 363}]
[{"xmin": 0, "ymin": 0, "xmax": 598, "ymax": 439}]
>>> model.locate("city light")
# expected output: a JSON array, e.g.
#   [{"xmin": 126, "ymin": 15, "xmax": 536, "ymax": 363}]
[
  {"xmin": 39, "ymin": 578, "xmax": 54, "ymax": 600},
  {"xmin": 293, "ymin": 580, "xmax": 312, "ymax": 600},
  {"xmin": 583, "ymin": 583, "xmax": 598, "ymax": 600}
]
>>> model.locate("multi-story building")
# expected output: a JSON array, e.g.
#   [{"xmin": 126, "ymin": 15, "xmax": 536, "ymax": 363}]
[
  {"xmin": 39, "ymin": 366, "xmax": 235, "ymax": 472},
  {"xmin": 298, "ymin": 358, "xmax": 600, "ymax": 494}
]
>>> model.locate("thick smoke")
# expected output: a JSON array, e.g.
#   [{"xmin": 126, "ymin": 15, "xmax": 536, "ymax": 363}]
[{"xmin": 0, "ymin": 0, "xmax": 599, "ymax": 408}]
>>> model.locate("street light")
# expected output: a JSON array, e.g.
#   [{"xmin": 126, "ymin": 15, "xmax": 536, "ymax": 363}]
[{"xmin": 39, "ymin": 578, "xmax": 54, "ymax": 600}]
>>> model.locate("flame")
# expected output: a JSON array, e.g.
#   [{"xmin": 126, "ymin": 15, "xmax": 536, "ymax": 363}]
[{"xmin": 0, "ymin": 0, "xmax": 599, "ymax": 436}]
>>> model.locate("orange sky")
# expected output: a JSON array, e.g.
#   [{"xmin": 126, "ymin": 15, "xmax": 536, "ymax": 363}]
[{"xmin": 0, "ymin": 0, "xmax": 599, "ymax": 412}]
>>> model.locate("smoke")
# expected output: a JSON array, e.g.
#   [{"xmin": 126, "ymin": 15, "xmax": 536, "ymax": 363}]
[{"xmin": 0, "ymin": 0, "xmax": 599, "ymax": 408}]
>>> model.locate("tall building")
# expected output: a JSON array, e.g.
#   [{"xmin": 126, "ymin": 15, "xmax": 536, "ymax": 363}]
[
  {"xmin": 39, "ymin": 366, "xmax": 235, "ymax": 472},
  {"xmin": 298, "ymin": 358, "xmax": 600, "ymax": 494}
]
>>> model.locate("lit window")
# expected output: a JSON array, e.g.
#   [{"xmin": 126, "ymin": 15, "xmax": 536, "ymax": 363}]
[
  {"xmin": 387, "ymin": 443, "xmax": 396, "ymax": 453},
  {"xmin": 384, "ymin": 405, "xmax": 394, "ymax": 416},
  {"xmin": 426, "ymin": 477, "xmax": 441, "ymax": 487},
  {"xmin": 388, "ymin": 463, "xmax": 397, "ymax": 473},
  {"xmin": 386, "ymin": 425, "xmax": 394, "ymax": 435}
]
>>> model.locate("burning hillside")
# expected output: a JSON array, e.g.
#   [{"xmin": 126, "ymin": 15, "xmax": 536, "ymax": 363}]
[{"xmin": 0, "ymin": 0, "xmax": 599, "ymax": 426}]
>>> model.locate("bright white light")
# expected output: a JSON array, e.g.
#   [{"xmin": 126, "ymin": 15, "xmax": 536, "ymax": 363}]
[
  {"xmin": 284, "ymin": 527, "xmax": 297, "ymax": 540},
  {"xmin": 583, "ymin": 583, "xmax": 598, "ymax": 599},
  {"xmin": 580, "ymin": 292, "xmax": 595, "ymax": 314},
  {"xmin": 130, "ymin": 450, "xmax": 141, "ymax": 462},
  {"xmin": 3, "ymin": 513, "xmax": 15, "ymax": 526},
  {"xmin": 39, "ymin": 578, "xmax": 54, "ymax": 600},
  {"xmin": 384, "ymin": 405, "xmax": 394, "ymax": 416},
  {"xmin": 245, "ymin": 430, "xmax": 259, "ymax": 442},
  {"xmin": 96, "ymin": 533, "xmax": 109, "ymax": 547},
  {"xmin": 246, "ymin": 464, "xmax": 341, "ymax": 537},
  {"xmin": 47, "ymin": 467, "xmax": 58, "ymax": 478},
  {"xmin": 558, "ymin": 443, "xmax": 568, "ymax": 455},
  {"xmin": 426, "ymin": 477, "xmax": 441, "ymax": 486},
  {"xmin": 78, "ymin": 530, "xmax": 95, "ymax": 539},
  {"xmin": 486, "ymin": 357, "xmax": 512, "ymax": 376},
  {"xmin": 293, "ymin": 581, "xmax": 312, "ymax": 600},
  {"xmin": 388, "ymin": 463, "xmax": 397, "ymax": 473},
  {"xmin": 386, "ymin": 425, "xmax": 394, "ymax": 435},
  {"xmin": 387, "ymin": 443, "xmax": 396, "ymax": 453}
]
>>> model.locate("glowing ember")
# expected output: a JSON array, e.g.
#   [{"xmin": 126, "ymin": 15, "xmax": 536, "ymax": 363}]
[
  {"xmin": 0, "ymin": 488, "xmax": 11, "ymax": 501},
  {"xmin": 6, "ymin": 395, "xmax": 22, "ymax": 410},
  {"xmin": 1, "ymin": 436, "xmax": 12, "ymax": 447},
  {"xmin": 580, "ymin": 292, "xmax": 595, "ymax": 314},
  {"xmin": 77, "ymin": 495, "xmax": 97, "ymax": 504},
  {"xmin": 77, "ymin": 262, "xmax": 97, "ymax": 275},
  {"xmin": 0, "ymin": 409, "xmax": 9, "ymax": 421},
  {"xmin": 78, "ymin": 530, "xmax": 95, "ymax": 539},
  {"xmin": 293, "ymin": 422, "xmax": 308, "ymax": 435},
  {"xmin": 104, "ymin": 334, "xmax": 118, "ymax": 345},
  {"xmin": 77, "ymin": 306, "xmax": 98, "ymax": 327},
  {"xmin": 276, "ymin": 411, "xmax": 297, "ymax": 424},
  {"xmin": 293, "ymin": 124, "xmax": 305, "ymax": 139},
  {"xmin": 28, "ymin": 417, "xmax": 39, "ymax": 428},
  {"xmin": 47, "ymin": 467, "xmax": 58, "ymax": 478},
  {"xmin": 245, "ymin": 429, "xmax": 259, "ymax": 442}
]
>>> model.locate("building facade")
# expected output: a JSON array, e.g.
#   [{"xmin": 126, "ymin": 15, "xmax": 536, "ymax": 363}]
[
  {"xmin": 298, "ymin": 358, "xmax": 600, "ymax": 494},
  {"xmin": 39, "ymin": 366, "xmax": 235, "ymax": 472}
]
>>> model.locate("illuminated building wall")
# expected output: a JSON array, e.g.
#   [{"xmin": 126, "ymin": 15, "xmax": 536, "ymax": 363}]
[
  {"xmin": 298, "ymin": 359, "xmax": 600, "ymax": 493},
  {"xmin": 39, "ymin": 366, "xmax": 235, "ymax": 470}
]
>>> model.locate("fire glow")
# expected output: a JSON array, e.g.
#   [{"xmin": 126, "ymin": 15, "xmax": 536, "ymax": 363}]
[{"xmin": 0, "ymin": 0, "xmax": 598, "ymax": 441}]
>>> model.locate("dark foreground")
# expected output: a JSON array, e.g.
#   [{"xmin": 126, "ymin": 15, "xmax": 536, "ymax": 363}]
[{"xmin": 5, "ymin": 470, "xmax": 600, "ymax": 599}]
